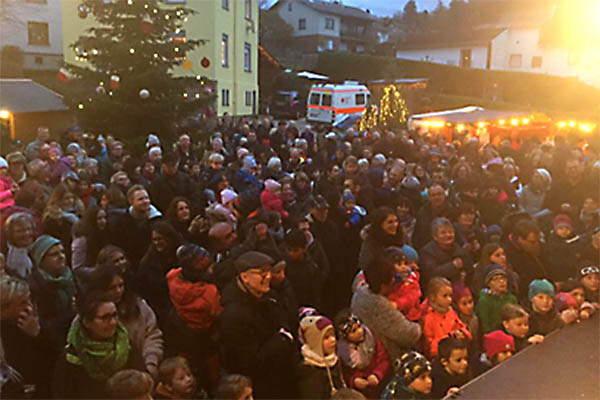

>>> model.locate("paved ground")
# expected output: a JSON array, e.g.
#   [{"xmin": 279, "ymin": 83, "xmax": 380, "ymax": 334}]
[{"xmin": 455, "ymin": 315, "xmax": 599, "ymax": 399}]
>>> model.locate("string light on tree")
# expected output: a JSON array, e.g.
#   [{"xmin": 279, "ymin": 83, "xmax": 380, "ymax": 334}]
[
  {"xmin": 359, "ymin": 104, "xmax": 379, "ymax": 132},
  {"xmin": 139, "ymin": 89, "xmax": 150, "ymax": 99},
  {"xmin": 378, "ymin": 85, "xmax": 408, "ymax": 130}
]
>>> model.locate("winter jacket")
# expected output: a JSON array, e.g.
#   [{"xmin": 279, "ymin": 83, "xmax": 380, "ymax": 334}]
[
  {"xmin": 270, "ymin": 278, "xmax": 300, "ymax": 332},
  {"xmin": 421, "ymin": 301, "xmax": 472, "ymax": 359},
  {"xmin": 351, "ymin": 285, "xmax": 421, "ymax": 363},
  {"xmin": 166, "ymin": 268, "xmax": 222, "ymax": 331},
  {"xmin": 475, "ymin": 290, "xmax": 518, "ymax": 333},
  {"xmin": 419, "ymin": 241, "xmax": 473, "ymax": 289},
  {"xmin": 109, "ymin": 208, "xmax": 157, "ymax": 267},
  {"xmin": 527, "ymin": 307, "xmax": 564, "ymax": 336},
  {"xmin": 136, "ymin": 249, "xmax": 177, "ymax": 328},
  {"xmin": 388, "ymin": 271, "xmax": 423, "ymax": 322},
  {"xmin": 431, "ymin": 361, "xmax": 471, "ymax": 399},
  {"xmin": 341, "ymin": 337, "xmax": 390, "ymax": 397},
  {"xmin": 297, "ymin": 361, "xmax": 346, "ymax": 399},
  {"xmin": 543, "ymin": 234, "xmax": 579, "ymax": 283},
  {"xmin": 150, "ymin": 172, "xmax": 203, "ymax": 214},
  {"xmin": 284, "ymin": 254, "xmax": 322, "ymax": 309},
  {"xmin": 504, "ymin": 236, "xmax": 550, "ymax": 302},
  {"xmin": 518, "ymin": 184, "xmax": 547, "ymax": 216},
  {"xmin": 260, "ymin": 189, "xmax": 289, "ymax": 219},
  {"xmin": 219, "ymin": 280, "xmax": 298, "ymax": 399},
  {"xmin": 0, "ymin": 176, "xmax": 15, "ymax": 211},
  {"xmin": 121, "ymin": 298, "xmax": 164, "ymax": 371}
]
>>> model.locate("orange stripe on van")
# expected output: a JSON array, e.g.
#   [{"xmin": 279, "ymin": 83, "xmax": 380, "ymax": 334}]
[
  {"xmin": 307, "ymin": 105, "xmax": 365, "ymax": 114},
  {"xmin": 311, "ymin": 88, "xmax": 367, "ymax": 93}
]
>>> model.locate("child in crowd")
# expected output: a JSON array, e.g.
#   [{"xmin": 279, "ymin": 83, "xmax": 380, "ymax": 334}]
[
  {"xmin": 385, "ymin": 247, "xmax": 422, "ymax": 322},
  {"xmin": 545, "ymin": 214, "xmax": 580, "ymax": 282},
  {"xmin": 421, "ymin": 277, "xmax": 472, "ymax": 359},
  {"xmin": 527, "ymin": 279, "xmax": 577, "ymax": 336},
  {"xmin": 576, "ymin": 263, "xmax": 599, "ymax": 304},
  {"xmin": 154, "ymin": 357, "xmax": 205, "ymax": 400},
  {"xmin": 482, "ymin": 330, "xmax": 515, "ymax": 367},
  {"xmin": 453, "ymin": 286, "xmax": 479, "ymax": 341},
  {"xmin": 334, "ymin": 309, "xmax": 389, "ymax": 397},
  {"xmin": 106, "ymin": 370, "xmax": 154, "ymax": 400},
  {"xmin": 342, "ymin": 190, "xmax": 367, "ymax": 230},
  {"xmin": 260, "ymin": 179, "xmax": 289, "ymax": 221},
  {"xmin": 215, "ymin": 375, "xmax": 253, "ymax": 400},
  {"xmin": 560, "ymin": 279, "xmax": 596, "ymax": 319},
  {"xmin": 297, "ymin": 314, "xmax": 346, "ymax": 399},
  {"xmin": 555, "ymin": 292, "xmax": 581, "ymax": 322},
  {"xmin": 218, "ymin": 189, "xmax": 239, "ymax": 229},
  {"xmin": 500, "ymin": 304, "xmax": 543, "ymax": 353},
  {"xmin": 430, "ymin": 337, "xmax": 471, "ymax": 399},
  {"xmin": 381, "ymin": 351, "xmax": 432, "ymax": 400},
  {"xmin": 475, "ymin": 266, "xmax": 518, "ymax": 333}
]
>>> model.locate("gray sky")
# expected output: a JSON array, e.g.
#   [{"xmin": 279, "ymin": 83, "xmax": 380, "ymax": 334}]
[{"xmin": 266, "ymin": 0, "xmax": 451, "ymax": 16}]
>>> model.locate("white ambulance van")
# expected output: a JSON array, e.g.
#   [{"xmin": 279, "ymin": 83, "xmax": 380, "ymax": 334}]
[{"xmin": 306, "ymin": 82, "xmax": 370, "ymax": 125}]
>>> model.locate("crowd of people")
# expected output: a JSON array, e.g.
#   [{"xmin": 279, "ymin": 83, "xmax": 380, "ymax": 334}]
[{"xmin": 0, "ymin": 118, "xmax": 598, "ymax": 400}]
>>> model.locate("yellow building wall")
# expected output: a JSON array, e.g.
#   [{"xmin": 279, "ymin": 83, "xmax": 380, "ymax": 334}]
[{"xmin": 62, "ymin": 0, "xmax": 259, "ymax": 117}]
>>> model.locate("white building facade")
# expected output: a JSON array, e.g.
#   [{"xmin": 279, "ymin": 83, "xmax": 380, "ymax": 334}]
[{"xmin": 0, "ymin": 0, "xmax": 63, "ymax": 71}]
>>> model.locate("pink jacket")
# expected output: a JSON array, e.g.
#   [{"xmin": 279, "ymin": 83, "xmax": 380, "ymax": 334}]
[
  {"xmin": 260, "ymin": 189, "xmax": 289, "ymax": 219},
  {"xmin": 387, "ymin": 271, "xmax": 422, "ymax": 322},
  {"xmin": 0, "ymin": 177, "xmax": 15, "ymax": 211}
]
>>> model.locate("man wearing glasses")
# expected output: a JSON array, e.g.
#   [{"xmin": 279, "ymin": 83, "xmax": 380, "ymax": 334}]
[{"xmin": 219, "ymin": 251, "xmax": 297, "ymax": 399}]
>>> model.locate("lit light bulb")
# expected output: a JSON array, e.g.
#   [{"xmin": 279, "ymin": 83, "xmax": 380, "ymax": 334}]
[
  {"xmin": 78, "ymin": 104, "xmax": 84, "ymax": 110},
  {"xmin": 129, "ymin": 48, "xmax": 135, "ymax": 54}
]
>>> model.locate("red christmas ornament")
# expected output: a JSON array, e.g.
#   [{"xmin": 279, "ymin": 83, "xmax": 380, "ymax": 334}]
[
  {"xmin": 201, "ymin": 57, "xmax": 210, "ymax": 68},
  {"xmin": 110, "ymin": 75, "xmax": 120, "ymax": 90},
  {"xmin": 57, "ymin": 67, "xmax": 73, "ymax": 83},
  {"xmin": 77, "ymin": 4, "xmax": 89, "ymax": 19},
  {"xmin": 141, "ymin": 20, "xmax": 154, "ymax": 34}
]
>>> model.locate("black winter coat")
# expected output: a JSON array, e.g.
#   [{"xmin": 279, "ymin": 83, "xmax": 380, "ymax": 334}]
[
  {"xmin": 284, "ymin": 254, "xmax": 322, "ymax": 309},
  {"xmin": 504, "ymin": 237, "xmax": 550, "ymax": 302},
  {"xmin": 219, "ymin": 280, "xmax": 298, "ymax": 399},
  {"xmin": 419, "ymin": 241, "xmax": 473, "ymax": 289},
  {"xmin": 109, "ymin": 210, "xmax": 154, "ymax": 267},
  {"xmin": 150, "ymin": 172, "xmax": 203, "ymax": 214},
  {"xmin": 296, "ymin": 362, "xmax": 345, "ymax": 400}
]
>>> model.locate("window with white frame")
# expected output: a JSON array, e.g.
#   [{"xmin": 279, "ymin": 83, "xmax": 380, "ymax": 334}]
[
  {"xmin": 298, "ymin": 18, "xmax": 306, "ymax": 30},
  {"xmin": 245, "ymin": 91, "xmax": 253, "ymax": 106},
  {"xmin": 325, "ymin": 17, "xmax": 335, "ymax": 30},
  {"xmin": 244, "ymin": 43, "xmax": 252, "ymax": 72},
  {"xmin": 509, "ymin": 54, "xmax": 522, "ymax": 68},
  {"xmin": 221, "ymin": 89, "xmax": 230, "ymax": 106},
  {"xmin": 221, "ymin": 34, "xmax": 229, "ymax": 67}
]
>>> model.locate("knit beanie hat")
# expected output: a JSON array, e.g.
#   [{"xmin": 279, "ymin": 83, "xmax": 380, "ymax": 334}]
[
  {"xmin": 485, "ymin": 264, "xmax": 507, "ymax": 285},
  {"xmin": 384, "ymin": 246, "xmax": 405, "ymax": 263},
  {"xmin": 237, "ymin": 147, "xmax": 250, "ymax": 160},
  {"xmin": 555, "ymin": 292, "xmax": 578, "ymax": 312},
  {"xmin": 452, "ymin": 284, "xmax": 472, "ymax": 305},
  {"xmin": 528, "ymin": 279, "xmax": 555, "ymax": 300},
  {"xmin": 553, "ymin": 214, "xmax": 573, "ymax": 231},
  {"xmin": 485, "ymin": 224, "xmax": 502, "ymax": 238},
  {"xmin": 299, "ymin": 315, "xmax": 335, "ymax": 358},
  {"xmin": 29, "ymin": 235, "xmax": 61, "ymax": 267},
  {"xmin": 535, "ymin": 168, "xmax": 551, "ymax": 187},
  {"xmin": 342, "ymin": 190, "xmax": 355, "ymax": 204},
  {"xmin": 0, "ymin": 156, "xmax": 7, "ymax": 169},
  {"xmin": 146, "ymin": 133, "xmax": 160, "ymax": 149},
  {"xmin": 220, "ymin": 188, "xmax": 238, "ymax": 205},
  {"xmin": 394, "ymin": 351, "xmax": 431, "ymax": 384},
  {"xmin": 242, "ymin": 155, "xmax": 257, "ymax": 170},
  {"xmin": 264, "ymin": 179, "xmax": 281, "ymax": 192},
  {"xmin": 484, "ymin": 330, "xmax": 515, "ymax": 360},
  {"xmin": 402, "ymin": 245, "xmax": 419, "ymax": 262},
  {"xmin": 577, "ymin": 263, "xmax": 600, "ymax": 280},
  {"xmin": 176, "ymin": 244, "xmax": 211, "ymax": 271}
]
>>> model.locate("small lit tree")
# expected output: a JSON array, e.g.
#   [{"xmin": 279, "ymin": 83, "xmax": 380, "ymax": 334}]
[
  {"xmin": 378, "ymin": 85, "xmax": 408, "ymax": 130},
  {"xmin": 359, "ymin": 104, "xmax": 378, "ymax": 132}
]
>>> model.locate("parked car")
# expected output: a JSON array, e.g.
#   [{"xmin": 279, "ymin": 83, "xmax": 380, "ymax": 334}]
[{"xmin": 271, "ymin": 91, "xmax": 305, "ymax": 119}]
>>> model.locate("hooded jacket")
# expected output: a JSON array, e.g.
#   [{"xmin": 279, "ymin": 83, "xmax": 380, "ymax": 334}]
[{"xmin": 166, "ymin": 268, "xmax": 222, "ymax": 331}]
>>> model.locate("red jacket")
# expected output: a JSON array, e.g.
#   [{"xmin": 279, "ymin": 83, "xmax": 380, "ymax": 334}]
[
  {"xmin": 420, "ymin": 300, "xmax": 471, "ymax": 359},
  {"xmin": 387, "ymin": 271, "xmax": 422, "ymax": 322},
  {"xmin": 342, "ymin": 337, "xmax": 390, "ymax": 397},
  {"xmin": 260, "ymin": 189, "xmax": 289, "ymax": 219},
  {"xmin": 0, "ymin": 177, "xmax": 15, "ymax": 211},
  {"xmin": 166, "ymin": 268, "xmax": 222, "ymax": 331}
]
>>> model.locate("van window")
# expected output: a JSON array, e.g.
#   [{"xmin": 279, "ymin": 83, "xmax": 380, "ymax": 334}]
[
  {"xmin": 309, "ymin": 93, "xmax": 321, "ymax": 105},
  {"xmin": 322, "ymin": 94, "xmax": 332, "ymax": 106},
  {"xmin": 355, "ymin": 93, "xmax": 366, "ymax": 105}
]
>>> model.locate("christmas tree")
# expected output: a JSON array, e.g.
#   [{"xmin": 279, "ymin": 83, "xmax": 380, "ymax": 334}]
[
  {"xmin": 61, "ymin": 0, "xmax": 215, "ymax": 140},
  {"xmin": 359, "ymin": 104, "xmax": 378, "ymax": 132},
  {"xmin": 378, "ymin": 85, "xmax": 408, "ymax": 130}
]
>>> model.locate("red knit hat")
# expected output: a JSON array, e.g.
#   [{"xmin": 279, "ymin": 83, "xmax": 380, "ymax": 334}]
[
  {"xmin": 484, "ymin": 330, "xmax": 515, "ymax": 360},
  {"xmin": 552, "ymin": 214, "xmax": 573, "ymax": 231},
  {"xmin": 555, "ymin": 292, "xmax": 578, "ymax": 312}
]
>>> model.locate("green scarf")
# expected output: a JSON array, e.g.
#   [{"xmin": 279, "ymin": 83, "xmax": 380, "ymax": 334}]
[
  {"xmin": 66, "ymin": 318, "xmax": 131, "ymax": 382},
  {"xmin": 36, "ymin": 267, "xmax": 76, "ymax": 310}
]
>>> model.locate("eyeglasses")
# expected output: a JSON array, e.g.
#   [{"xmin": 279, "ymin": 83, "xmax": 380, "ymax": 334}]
[
  {"xmin": 95, "ymin": 312, "xmax": 118, "ymax": 323},
  {"xmin": 247, "ymin": 268, "xmax": 271, "ymax": 279}
]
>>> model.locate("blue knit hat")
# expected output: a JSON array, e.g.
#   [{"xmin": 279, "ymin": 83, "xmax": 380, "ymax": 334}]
[
  {"xmin": 342, "ymin": 190, "xmax": 355, "ymax": 204},
  {"xmin": 29, "ymin": 235, "xmax": 61, "ymax": 267},
  {"xmin": 402, "ymin": 245, "xmax": 418, "ymax": 262},
  {"xmin": 528, "ymin": 279, "xmax": 555, "ymax": 300}
]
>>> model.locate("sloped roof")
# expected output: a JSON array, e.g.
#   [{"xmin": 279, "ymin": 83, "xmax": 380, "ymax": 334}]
[
  {"xmin": 395, "ymin": 28, "xmax": 506, "ymax": 50},
  {"xmin": 0, "ymin": 79, "xmax": 68, "ymax": 113},
  {"xmin": 273, "ymin": 0, "xmax": 374, "ymax": 20}
]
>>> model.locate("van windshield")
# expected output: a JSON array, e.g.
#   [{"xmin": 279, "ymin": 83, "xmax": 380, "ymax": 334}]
[{"xmin": 322, "ymin": 94, "xmax": 332, "ymax": 106}]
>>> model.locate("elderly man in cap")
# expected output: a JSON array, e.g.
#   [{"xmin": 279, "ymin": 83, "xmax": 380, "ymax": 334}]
[{"xmin": 219, "ymin": 251, "xmax": 297, "ymax": 399}]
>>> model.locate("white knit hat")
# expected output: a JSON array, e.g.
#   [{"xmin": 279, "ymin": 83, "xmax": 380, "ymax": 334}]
[{"xmin": 220, "ymin": 188, "xmax": 238, "ymax": 205}]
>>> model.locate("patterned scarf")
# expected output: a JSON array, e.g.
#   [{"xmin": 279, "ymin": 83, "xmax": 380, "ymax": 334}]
[{"xmin": 36, "ymin": 266, "xmax": 76, "ymax": 311}]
